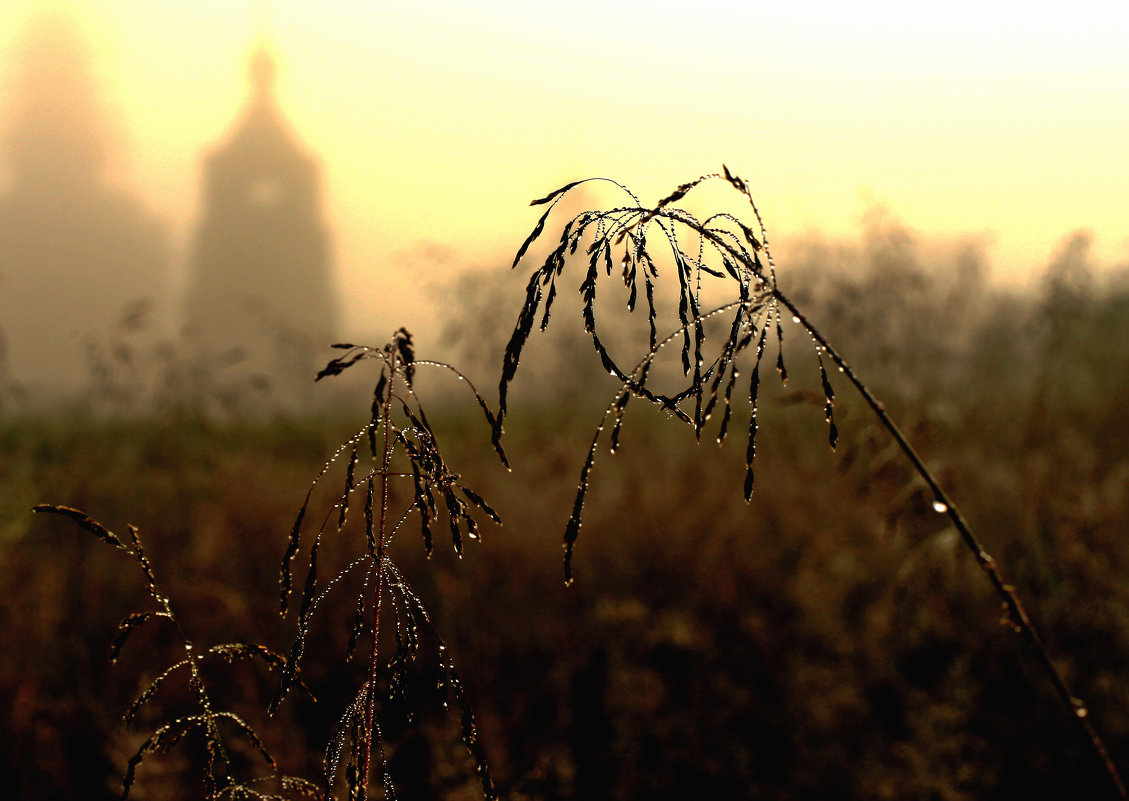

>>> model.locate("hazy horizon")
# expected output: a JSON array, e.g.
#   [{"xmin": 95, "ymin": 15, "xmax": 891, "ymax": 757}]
[{"xmin": 1, "ymin": 0, "xmax": 1127, "ymax": 384}]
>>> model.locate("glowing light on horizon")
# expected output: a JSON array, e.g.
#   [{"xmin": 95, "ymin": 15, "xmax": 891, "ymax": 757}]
[{"xmin": 2, "ymin": 0, "xmax": 1127, "ymax": 340}]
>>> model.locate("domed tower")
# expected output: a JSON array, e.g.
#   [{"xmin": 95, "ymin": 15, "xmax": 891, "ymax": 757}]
[{"xmin": 182, "ymin": 43, "xmax": 339, "ymax": 395}]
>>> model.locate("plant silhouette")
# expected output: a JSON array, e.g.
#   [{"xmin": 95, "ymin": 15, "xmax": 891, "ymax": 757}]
[
  {"xmin": 31, "ymin": 504, "xmax": 319, "ymax": 800},
  {"xmin": 273, "ymin": 329, "xmax": 504, "ymax": 800},
  {"xmin": 33, "ymin": 329, "xmax": 506, "ymax": 800},
  {"xmin": 496, "ymin": 166, "xmax": 1128, "ymax": 799}
]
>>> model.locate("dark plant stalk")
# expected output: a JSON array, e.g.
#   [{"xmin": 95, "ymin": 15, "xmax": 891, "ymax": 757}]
[
  {"xmin": 498, "ymin": 169, "xmax": 1127, "ymax": 799},
  {"xmin": 31, "ymin": 505, "xmax": 312, "ymax": 799},
  {"xmin": 775, "ymin": 289, "xmax": 1128, "ymax": 800},
  {"xmin": 359, "ymin": 353, "xmax": 396, "ymax": 798},
  {"xmin": 278, "ymin": 333, "xmax": 501, "ymax": 799}
]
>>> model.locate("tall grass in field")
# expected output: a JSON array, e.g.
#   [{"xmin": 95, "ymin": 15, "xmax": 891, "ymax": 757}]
[
  {"xmin": 6, "ymin": 170, "xmax": 1129, "ymax": 799},
  {"xmin": 28, "ymin": 330, "xmax": 508, "ymax": 800}
]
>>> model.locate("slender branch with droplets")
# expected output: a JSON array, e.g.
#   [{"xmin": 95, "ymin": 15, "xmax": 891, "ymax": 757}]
[
  {"xmin": 499, "ymin": 169, "xmax": 1127, "ymax": 799},
  {"xmin": 358, "ymin": 348, "xmax": 395, "ymax": 796},
  {"xmin": 274, "ymin": 330, "xmax": 503, "ymax": 799},
  {"xmin": 773, "ymin": 288, "xmax": 1127, "ymax": 799}
]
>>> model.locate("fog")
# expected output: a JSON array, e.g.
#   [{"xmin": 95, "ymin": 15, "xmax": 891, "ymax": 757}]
[{"xmin": 1, "ymin": 3, "xmax": 1126, "ymax": 406}]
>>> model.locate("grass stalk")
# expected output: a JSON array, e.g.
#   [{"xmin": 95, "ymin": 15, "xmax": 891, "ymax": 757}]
[
  {"xmin": 275, "ymin": 331, "xmax": 502, "ymax": 799},
  {"xmin": 775, "ymin": 288, "xmax": 1128, "ymax": 799},
  {"xmin": 359, "ymin": 351, "xmax": 396, "ymax": 798},
  {"xmin": 31, "ymin": 504, "xmax": 315, "ymax": 799},
  {"xmin": 499, "ymin": 168, "xmax": 1128, "ymax": 798}
]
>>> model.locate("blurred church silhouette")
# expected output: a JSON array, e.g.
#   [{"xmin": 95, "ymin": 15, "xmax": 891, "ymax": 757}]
[
  {"xmin": 0, "ymin": 12, "xmax": 169, "ymax": 398},
  {"xmin": 182, "ymin": 43, "xmax": 340, "ymax": 400}
]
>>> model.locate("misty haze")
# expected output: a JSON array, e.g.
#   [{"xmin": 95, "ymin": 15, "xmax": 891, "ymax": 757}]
[
  {"xmin": 1, "ymin": 13, "xmax": 340, "ymax": 408},
  {"xmin": 1, "ymin": 4, "xmax": 1127, "ymax": 801},
  {"xmin": 0, "ymin": 13, "xmax": 168, "ymax": 398}
]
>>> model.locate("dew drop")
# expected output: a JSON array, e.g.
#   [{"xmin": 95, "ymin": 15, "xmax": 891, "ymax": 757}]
[
  {"xmin": 791, "ymin": 315, "xmax": 801, "ymax": 324},
  {"xmin": 932, "ymin": 501, "xmax": 948, "ymax": 513},
  {"xmin": 1075, "ymin": 705, "xmax": 1089, "ymax": 719}
]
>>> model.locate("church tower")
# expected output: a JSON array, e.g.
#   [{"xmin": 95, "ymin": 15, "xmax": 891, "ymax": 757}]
[{"xmin": 182, "ymin": 44, "xmax": 339, "ymax": 396}]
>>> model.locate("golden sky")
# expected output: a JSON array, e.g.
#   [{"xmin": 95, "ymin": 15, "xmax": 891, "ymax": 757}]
[{"xmin": 2, "ymin": 0, "xmax": 1127, "ymax": 339}]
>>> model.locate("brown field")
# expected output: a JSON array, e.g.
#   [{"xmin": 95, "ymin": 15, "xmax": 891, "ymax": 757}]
[{"xmin": 3, "ymin": 226, "xmax": 1129, "ymax": 800}]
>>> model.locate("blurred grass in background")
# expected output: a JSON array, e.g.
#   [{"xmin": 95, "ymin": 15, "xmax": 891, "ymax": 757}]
[{"xmin": 3, "ymin": 224, "xmax": 1129, "ymax": 800}]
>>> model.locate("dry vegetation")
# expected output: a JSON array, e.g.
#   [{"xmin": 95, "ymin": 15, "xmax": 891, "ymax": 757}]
[{"xmin": 2, "ymin": 175, "xmax": 1129, "ymax": 800}]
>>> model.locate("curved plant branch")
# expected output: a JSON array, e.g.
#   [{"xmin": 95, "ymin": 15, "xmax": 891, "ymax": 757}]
[
  {"xmin": 32, "ymin": 505, "xmax": 317, "ymax": 800},
  {"xmin": 497, "ymin": 168, "xmax": 1127, "ymax": 799},
  {"xmin": 777, "ymin": 290, "xmax": 1127, "ymax": 799}
]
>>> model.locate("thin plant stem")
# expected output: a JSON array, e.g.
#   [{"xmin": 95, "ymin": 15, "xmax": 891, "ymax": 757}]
[
  {"xmin": 500, "ymin": 168, "xmax": 1128, "ymax": 798},
  {"xmin": 360, "ymin": 356, "xmax": 396, "ymax": 798},
  {"xmin": 774, "ymin": 288, "xmax": 1128, "ymax": 801}
]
